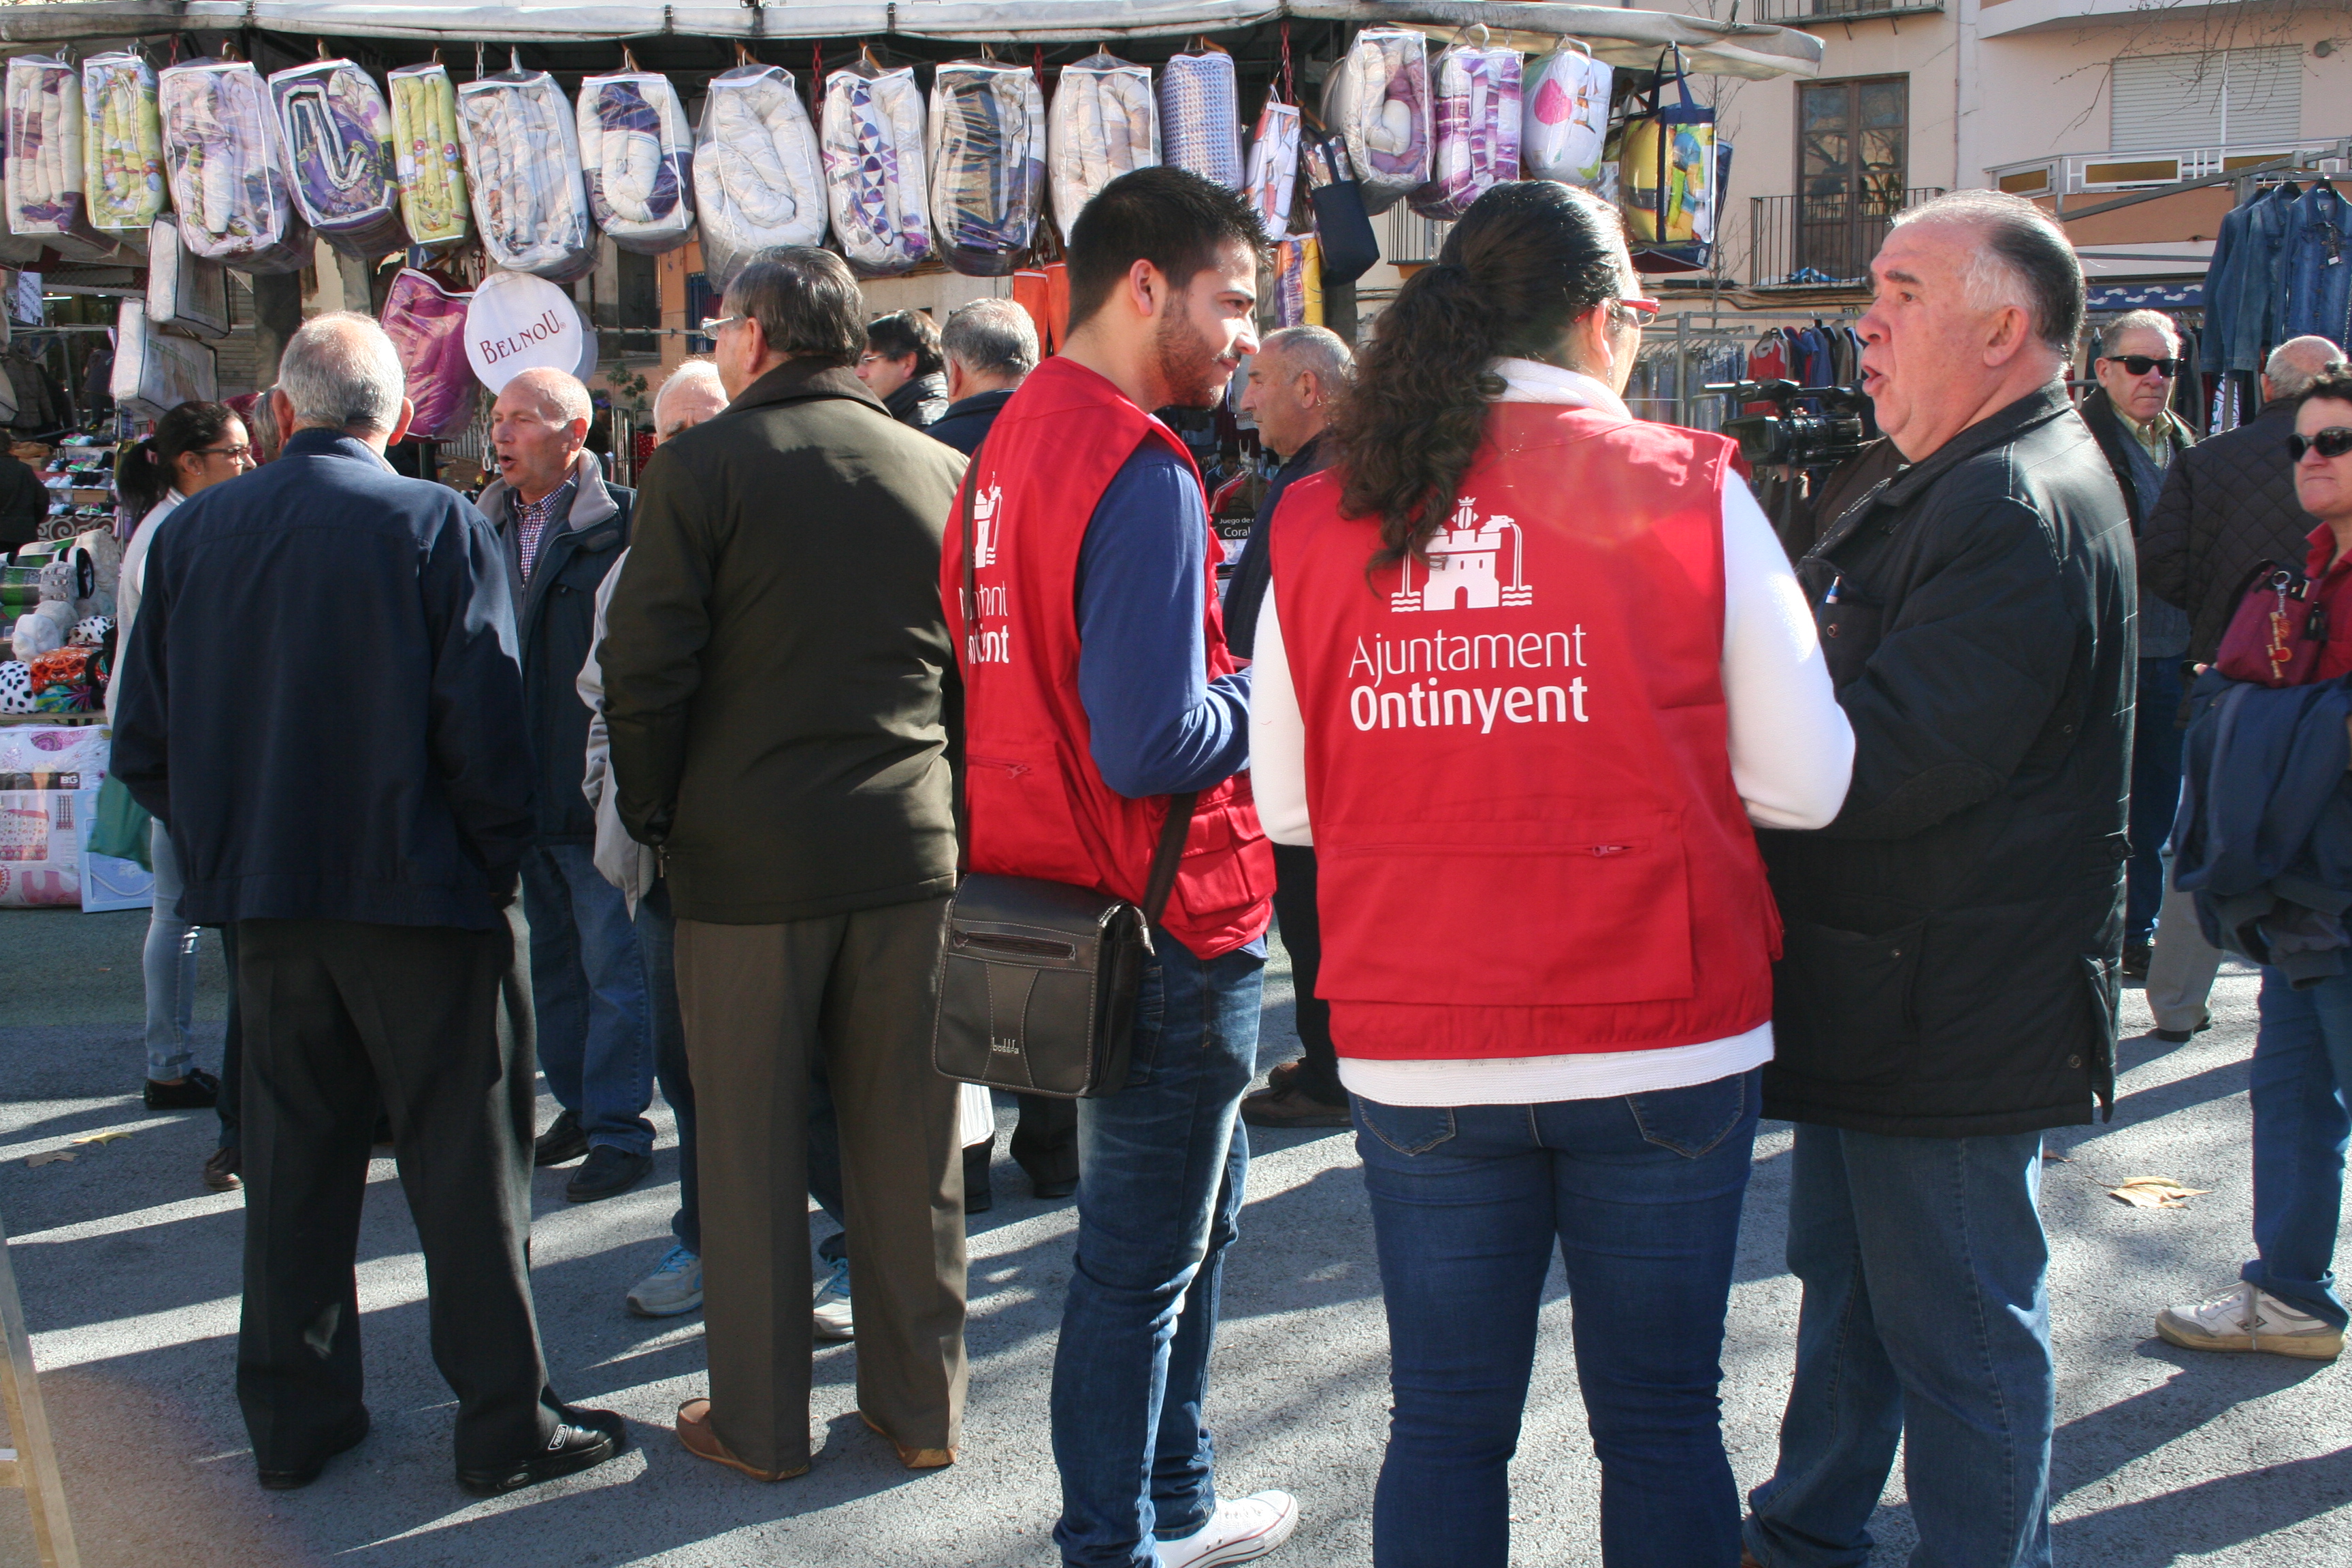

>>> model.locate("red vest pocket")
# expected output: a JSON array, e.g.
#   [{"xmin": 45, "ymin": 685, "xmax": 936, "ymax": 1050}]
[
  {"xmin": 1316, "ymin": 811, "xmax": 1697, "ymax": 1007},
  {"xmin": 966, "ymin": 751, "xmax": 1107, "ymax": 892}
]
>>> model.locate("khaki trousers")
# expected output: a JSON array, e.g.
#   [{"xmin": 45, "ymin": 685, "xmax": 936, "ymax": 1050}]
[{"xmin": 676, "ymin": 896, "xmax": 966, "ymax": 1472}]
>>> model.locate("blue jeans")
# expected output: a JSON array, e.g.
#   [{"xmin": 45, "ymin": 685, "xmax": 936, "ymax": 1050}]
[
  {"xmin": 2126, "ymin": 656, "xmax": 2186, "ymax": 944},
  {"xmin": 1051, "ymin": 932, "xmax": 1264, "ymax": 1568},
  {"xmin": 1746, "ymin": 1125, "xmax": 2053, "ymax": 1568},
  {"xmin": 520, "ymin": 843, "xmax": 654, "ymax": 1156},
  {"xmin": 142, "ymin": 821, "xmax": 203, "ymax": 1081},
  {"xmin": 2244, "ymin": 968, "xmax": 2352, "ymax": 1328},
  {"xmin": 638, "ymin": 881, "xmax": 697, "ymax": 1253},
  {"xmin": 1353, "ymin": 1071, "xmax": 1761, "ymax": 1568}
]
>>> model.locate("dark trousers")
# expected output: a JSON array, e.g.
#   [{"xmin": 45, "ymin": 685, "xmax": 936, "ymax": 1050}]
[
  {"xmin": 215, "ymin": 922, "xmax": 242, "ymax": 1149},
  {"xmin": 233, "ymin": 916, "xmax": 563, "ymax": 1471},
  {"xmin": 1272, "ymin": 843, "xmax": 1340, "ymax": 1102},
  {"xmin": 2126, "ymin": 655, "xmax": 2187, "ymax": 944},
  {"xmin": 639, "ymin": 881, "xmax": 698, "ymax": 1254}
]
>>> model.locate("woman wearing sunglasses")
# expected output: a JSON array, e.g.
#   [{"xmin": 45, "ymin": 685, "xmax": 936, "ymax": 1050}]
[{"xmin": 1247, "ymin": 181, "xmax": 1854, "ymax": 1566}]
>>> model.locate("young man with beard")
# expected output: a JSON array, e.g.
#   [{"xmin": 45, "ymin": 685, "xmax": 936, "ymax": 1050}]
[{"xmin": 944, "ymin": 167, "xmax": 1292, "ymax": 1568}]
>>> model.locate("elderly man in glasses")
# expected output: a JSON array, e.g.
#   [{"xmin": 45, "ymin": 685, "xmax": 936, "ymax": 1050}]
[{"xmin": 2080, "ymin": 310, "xmax": 2198, "ymax": 978}]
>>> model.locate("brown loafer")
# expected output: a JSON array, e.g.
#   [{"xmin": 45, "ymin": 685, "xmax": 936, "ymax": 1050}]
[
  {"xmin": 675, "ymin": 1399, "xmax": 808, "ymax": 1482},
  {"xmin": 859, "ymin": 1410, "xmax": 955, "ymax": 1470}
]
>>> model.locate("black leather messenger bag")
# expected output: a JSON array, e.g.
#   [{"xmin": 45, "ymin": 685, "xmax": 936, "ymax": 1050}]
[{"xmin": 932, "ymin": 468, "xmax": 1198, "ymax": 1098}]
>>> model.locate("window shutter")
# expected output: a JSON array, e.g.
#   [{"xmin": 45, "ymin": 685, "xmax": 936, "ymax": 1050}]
[
  {"xmin": 2110, "ymin": 47, "xmax": 2303, "ymax": 152},
  {"xmin": 2221, "ymin": 46, "xmax": 2303, "ymax": 146}
]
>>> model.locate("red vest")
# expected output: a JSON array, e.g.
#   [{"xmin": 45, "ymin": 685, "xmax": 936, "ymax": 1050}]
[
  {"xmin": 943, "ymin": 357, "xmax": 1273, "ymax": 960},
  {"xmin": 1269, "ymin": 404, "xmax": 1779, "ymax": 1060}
]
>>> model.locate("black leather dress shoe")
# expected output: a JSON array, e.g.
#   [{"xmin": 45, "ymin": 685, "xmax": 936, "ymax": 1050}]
[
  {"xmin": 258, "ymin": 1409, "xmax": 370, "ymax": 1490},
  {"xmin": 566, "ymin": 1145, "xmax": 651, "ymax": 1203},
  {"xmin": 145, "ymin": 1068, "xmax": 220, "ymax": 1111},
  {"xmin": 1031, "ymin": 1175, "xmax": 1079, "ymax": 1200},
  {"xmin": 534, "ymin": 1110, "xmax": 589, "ymax": 1168},
  {"xmin": 457, "ymin": 1407, "xmax": 627, "ymax": 1497}
]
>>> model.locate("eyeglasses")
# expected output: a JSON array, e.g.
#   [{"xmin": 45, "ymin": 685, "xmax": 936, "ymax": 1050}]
[
  {"xmin": 2289, "ymin": 427, "xmax": 2352, "ymax": 463},
  {"xmin": 2103, "ymin": 355, "xmax": 2180, "ymax": 379},
  {"xmin": 697, "ymin": 314, "xmax": 748, "ymax": 337},
  {"xmin": 1610, "ymin": 297, "xmax": 1663, "ymax": 327},
  {"xmin": 858, "ymin": 350, "xmax": 906, "ymax": 367},
  {"xmin": 195, "ymin": 444, "xmax": 252, "ymax": 461}
]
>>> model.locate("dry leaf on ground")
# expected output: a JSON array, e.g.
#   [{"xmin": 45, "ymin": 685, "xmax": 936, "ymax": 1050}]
[
  {"xmin": 2110, "ymin": 1176, "xmax": 2210, "ymax": 1209},
  {"xmin": 26, "ymin": 1149, "xmax": 78, "ymax": 1167}
]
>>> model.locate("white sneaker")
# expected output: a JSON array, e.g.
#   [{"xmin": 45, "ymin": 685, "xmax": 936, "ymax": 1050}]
[
  {"xmin": 2155, "ymin": 1281, "xmax": 2343, "ymax": 1360},
  {"xmin": 1155, "ymin": 1491, "xmax": 1299, "ymax": 1568},
  {"xmin": 625, "ymin": 1245, "xmax": 703, "ymax": 1318},
  {"xmin": 812, "ymin": 1256, "xmax": 854, "ymax": 1342}
]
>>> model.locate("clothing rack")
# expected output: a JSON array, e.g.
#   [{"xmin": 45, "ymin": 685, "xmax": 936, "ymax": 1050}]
[{"xmin": 1646, "ymin": 308, "xmax": 1867, "ymax": 430}]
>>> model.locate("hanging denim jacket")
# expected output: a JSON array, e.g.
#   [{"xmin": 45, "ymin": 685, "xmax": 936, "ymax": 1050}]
[{"xmin": 2283, "ymin": 182, "xmax": 2351, "ymax": 348}]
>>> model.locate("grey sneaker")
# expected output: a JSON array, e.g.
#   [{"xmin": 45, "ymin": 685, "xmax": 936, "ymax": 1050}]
[
  {"xmin": 813, "ymin": 1256, "xmax": 854, "ymax": 1341},
  {"xmin": 2155, "ymin": 1281, "xmax": 2343, "ymax": 1360},
  {"xmin": 625, "ymin": 1245, "xmax": 703, "ymax": 1318}
]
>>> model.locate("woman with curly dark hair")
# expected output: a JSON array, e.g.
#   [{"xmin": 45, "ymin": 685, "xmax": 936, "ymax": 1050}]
[{"xmin": 1247, "ymin": 180, "xmax": 1854, "ymax": 1567}]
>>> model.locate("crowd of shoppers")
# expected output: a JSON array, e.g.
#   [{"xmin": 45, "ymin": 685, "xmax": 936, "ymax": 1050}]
[{"xmin": 96, "ymin": 161, "xmax": 2352, "ymax": 1568}]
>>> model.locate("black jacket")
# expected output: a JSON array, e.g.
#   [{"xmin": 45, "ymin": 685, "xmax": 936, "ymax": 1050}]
[
  {"xmin": 476, "ymin": 455, "xmax": 633, "ymax": 843},
  {"xmin": 1760, "ymin": 383, "xmax": 2136, "ymax": 1137},
  {"xmin": 2139, "ymin": 397, "xmax": 2313, "ymax": 664},
  {"xmin": 2078, "ymin": 387, "xmax": 2193, "ymax": 535},
  {"xmin": 600, "ymin": 359, "xmax": 967, "ymax": 924},
  {"xmin": 0, "ymin": 451, "xmax": 44, "ymax": 549},
  {"xmin": 884, "ymin": 372, "xmax": 950, "ymax": 430},
  {"xmin": 114, "ymin": 429, "xmax": 531, "ymax": 930},
  {"xmin": 1222, "ymin": 434, "xmax": 1330, "ymax": 659},
  {"xmin": 926, "ymin": 387, "xmax": 1017, "ymax": 455}
]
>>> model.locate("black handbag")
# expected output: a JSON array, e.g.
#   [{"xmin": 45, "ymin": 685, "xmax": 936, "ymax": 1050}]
[{"xmin": 932, "ymin": 469, "xmax": 1200, "ymax": 1098}]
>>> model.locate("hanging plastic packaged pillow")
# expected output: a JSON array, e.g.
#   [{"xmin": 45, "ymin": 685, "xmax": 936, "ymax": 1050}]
[
  {"xmin": 1411, "ymin": 33, "xmax": 1521, "ymax": 221},
  {"xmin": 6, "ymin": 55, "xmax": 111, "ymax": 255},
  {"xmin": 927, "ymin": 59, "xmax": 1045, "ymax": 278},
  {"xmin": 380, "ymin": 268, "xmax": 476, "ymax": 439},
  {"xmin": 456, "ymin": 56, "xmax": 595, "ymax": 282},
  {"xmin": 1158, "ymin": 45, "xmax": 1242, "ymax": 192},
  {"xmin": 821, "ymin": 61, "xmax": 932, "ymax": 279},
  {"xmin": 1244, "ymin": 99, "xmax": 1302, "ymax": 235},
  {"xmin": 1522, "ymin": 42, "xmax": 1612, "ymax": 191},
  {"xmin": 1046, "ymin": 50, "xmax": 1157, "ymax": 235},
  {"xmin": 695, "ymin": 61, "xmax": 826, "ymax": 289},
  {"xmin": 268, "ymin": 57, "xmax": 404, "ymax": 257},
  {"xmin": 157, "ymin": 57, "xmax": 313, "ymax": 274},
  {"xmin": 387, "ymin": 61, "xmax": 469, "ymax": 250},
  {"xmin": 80, "ymin": 52, "xmax": 168, "ymax": 235},
  {"xmin": 146, "ymin": 212, "xmax": 229, "ymax": 339},
  {"xmin": 578, "ymin": 59, "xmax": 695, "ymax": 257},
  {"xmin": 1322, "ymin": 25, "xmax": 1431, "ymax": 215},
  {"xmin": 112, "ymin": 296, "xmax": 218, "ymax": 421}
]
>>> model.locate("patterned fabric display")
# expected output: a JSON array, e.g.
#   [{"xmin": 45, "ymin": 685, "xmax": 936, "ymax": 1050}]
[
  {"xmin": 821, "ymin": 65, "xmax": 932, "ymax": 278},
  {"xmin": 387, "ymin": 63, "xmax": 469, "ymax": 249},
  {"xmin": 927, "ymin": 61, "xmax": 1045, "ymax": 278},
  {"xmin": 80, "ymin": 52, "xmax": 168, "ymax": 234},
  {"xmin": 1321, "ymin": 25, "xmax": 1431, "ymax": 215},
  {"xmin": 1411, "ymin": 39, "xmax": 1522, "ymax": 221},
  {"xmin": 157, "ymin": 58, "xmax": 312, "ymax": 274},
  {"xmin": 380, "ymin": 268, "xmax": 476, "ymax": 440},
  {"xmin": 1522, "ymin": 46, "xmax": 1613, "ymax": 191},
  {"xmin": 1046, "ymin": 50, "xmax": 1157, "ymax": 233},
  {"xmin": 1245, "ymin": 100, "xmax": 1302, "ymax": 234},
  {"xmin": 696, "ymin": 64, "xmax": 826, "ymax": 288},
  {"xmin": 6, "ymin": 56, "xmax": 108, "ymax": 252},
  {"xmin": 456, "ymin": 63, "xmax": 595, "ymax": 282},
  {"xmin": 579, "ymin": 67, "xmax": 696, "ymax": 255},
  {"xmin": 1158, "ymin": 50, "xmax": 1242, "ymax": 192},
  {"xmin": 268, "ymin": 58, "xmax": 403, "ymax": 255}
]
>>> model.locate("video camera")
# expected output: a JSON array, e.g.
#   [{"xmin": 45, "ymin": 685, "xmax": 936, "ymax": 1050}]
[{"xmin": 1705, "ymin": 380, "xmax": 1873, "ymax": 470}]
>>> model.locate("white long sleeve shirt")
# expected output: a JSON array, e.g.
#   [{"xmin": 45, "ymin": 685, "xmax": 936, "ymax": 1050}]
[{"xmin": 1247, "ymin": 359, "xmax": 1855, "ymax": 1106}]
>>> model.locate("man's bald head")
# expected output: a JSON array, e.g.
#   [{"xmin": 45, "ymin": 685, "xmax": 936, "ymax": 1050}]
[
  {"xmin": 2267, "ymin": 336, "xmax": 2351, "ymax": 403},
  {"xmin": 502, "ymin": 367, "xmax": 593, "ymax": 429},
  {"xmin": 491, "ymin": 368, "xmax": 593, "ymax": 504}
]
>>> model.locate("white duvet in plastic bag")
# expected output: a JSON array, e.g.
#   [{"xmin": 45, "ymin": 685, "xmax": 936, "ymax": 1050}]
[
  {"xmin": 6, "ymin": 56, "xmax": 109, "ymax": 253},
  {"xmin": 694, "ymin": 64, "xmax": 825, "ymax": 288},
  {"xmin": 146, "ymin": 213, "xmax": 229, "ymax": 339},
  {"xmin": 158, "ymin": 58, "xmax": 312, "ymax": 274},
  {"xmin": 1047, "ymin": 51, "xmax": 1157, "ymax": 234},
  {"xmin": 1411, "ymin": 39, "xmax": 1522, "ymax": 222},
  {"xmin": 821, "ymin": 65, "xmax": 932, "ymax": 278},
  {"xmin": 1158, "ymin": 50, "xmax": 1242, "ymax": 192},
  {"xmin": 1522, "ymin": 46, "xmax": 1614, "ymax": 191},
  {"xmin": 1322, "ymin": 26, "xmax": 1431, "ymax": 216},
  {"xmin": 80, "ymin": 52, "xmax": 168, "ymax": 235},
  {"xmin": 1245, "ymin": 101, "xmax": 1302, "ymax": 235},
  {"xmin": 457, "ymin": 65, "xmax": 595, "ymax": 282},
  {"xmin": 387, "ymin": 62, "xmax": 469, "ymax": 250},
  {"xmin": 269, "ymin": 58, "xmax": 403, "ymax": 256},
  {"xmin": 112, "ymin": 296, "xmax": 218, "ymax": 421},
  {"xmin": 928, "ymin": 61, "xmax": 1045, "ymax": 278},
  {"xmin": 579, "ymin": 67, "xmax": 695, "ymax": 256}
]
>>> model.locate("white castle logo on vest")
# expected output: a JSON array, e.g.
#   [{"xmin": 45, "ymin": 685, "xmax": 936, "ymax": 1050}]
[
  {"xmin": 1390, "ymin": 497, "xmax": 1533, "ymax": 612},
  {"xmin": 964, "ymin": 484, "xmax": 1013, "ymax": 664},
  {"xmin": 973, "ymin": 484, "xmax": 1003, "ymax": 568},
  {"xmin": 1349, "ymin": 495, "xmax": 1586, "ymax": 734}
]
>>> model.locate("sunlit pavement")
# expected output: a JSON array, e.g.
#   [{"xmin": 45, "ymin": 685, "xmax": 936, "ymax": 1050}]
[{"xmin": 1, "ymin": 907, "xmax": 2345, "ymax": 1566}]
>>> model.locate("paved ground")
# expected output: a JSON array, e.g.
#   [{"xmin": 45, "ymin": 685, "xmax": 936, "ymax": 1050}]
[{"xmin": 0, "ymin": 905, "xmax": 2346, "ymax": 1567}]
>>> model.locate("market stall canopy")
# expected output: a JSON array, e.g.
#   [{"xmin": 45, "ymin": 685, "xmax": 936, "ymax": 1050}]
[{"xmin": 1, "ymin": 3, "xmax": 1822, "ymax": 82}]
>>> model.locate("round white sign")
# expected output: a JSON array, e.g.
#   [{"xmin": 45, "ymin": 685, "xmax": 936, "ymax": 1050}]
[{"xmin": 464, "ymin": 270, "xmax": 591, "ymax": 393}]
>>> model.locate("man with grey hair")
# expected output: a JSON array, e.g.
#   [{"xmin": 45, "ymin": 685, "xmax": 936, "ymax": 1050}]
[
  {"xmin": 928, "ymin": 297, "xmax": 1041, "ymax": 455},
  {"xmin": 2136, "ymin": 331, "xmax": 2348, "ymax": 1042},
  {"xmin": 114, "ymin": 312, "xmax": 626, "ymax": 1497},
  {"xmin": 651, "ymin": 356, "xmax": 728, "ymax": 442},
  {"xmin": 1742, "ymin": 191, "xmax": 2133, "ymax": 1568},
  {"xmin": 476, "ymin": 365, "xmax": 653, "ymax": 1205}
]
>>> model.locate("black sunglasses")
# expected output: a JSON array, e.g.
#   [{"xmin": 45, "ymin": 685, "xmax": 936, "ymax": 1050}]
[
  {"xmin": 2103, "ymin": 355, "xmax": 2180, "ymax": 378},
  {"xmin": 2289, "ymin": 427, "xmax": 2352, "ymax": 463}
]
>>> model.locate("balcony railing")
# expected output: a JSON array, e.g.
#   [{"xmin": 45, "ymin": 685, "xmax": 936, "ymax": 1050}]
[
  {"xmin": 1385, "ymin": 205, "xmax": 1452, "ymax": 267},
  {"xmin": 1748, "ymin": 188, "xmax": 1944, "ymax": 289},
  {"xmin": 1988, "ymin": 138, "xmax": 2351, "ymax": 199},
  {"xmin": 1747, "ymin": 0, "xmax": 1945, "ymax": 22}
]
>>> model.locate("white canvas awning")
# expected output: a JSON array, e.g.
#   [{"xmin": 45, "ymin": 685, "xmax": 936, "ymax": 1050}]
[{"xmin": 0, "ymin": 2, "xmax": 1823, "ymax": 81}]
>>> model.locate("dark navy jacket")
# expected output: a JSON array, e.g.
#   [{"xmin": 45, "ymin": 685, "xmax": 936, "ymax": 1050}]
[
  {"xmin": 2174, "ymin": 670, "xmax": 2352, "ymax": 983},
  {"xmin": 113, "ymin": 429, "xmax": 532, "ymax": 930},
  {"xmin": 926, "ymin": 387, "xmax": 1017, "ymax": 456},
  {"xmin": 1220, "ymin": 435, "xmax": 1327, "ymax": 660}
]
